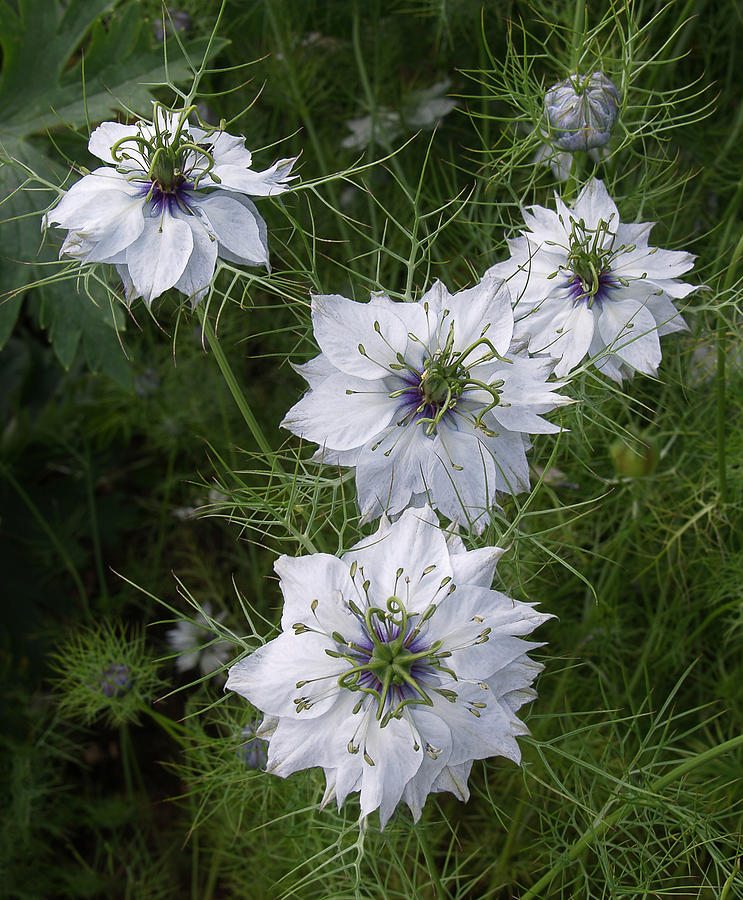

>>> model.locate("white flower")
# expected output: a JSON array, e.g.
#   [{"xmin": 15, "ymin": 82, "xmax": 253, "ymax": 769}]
[
  {"xmin": 488, "ymin": 179, "xmax": 696, "ymax": 382},
  {"xmin": 166, "ymin": 602, "xmax": 231, "ymax": 675},
  {"xmin": 44, "ymin": 103, "xmax": 296, "ymax": 307},
  {"xmin": 342, "ymin": 79, "xmax": 456, "ymax": 150},
  {"xmin": 281, "ymin": 278, "xmax": 570, "ymax": 533},
  {"xmin": 226, "ymin": 505, "xmax": 550, "ymax": 827}
]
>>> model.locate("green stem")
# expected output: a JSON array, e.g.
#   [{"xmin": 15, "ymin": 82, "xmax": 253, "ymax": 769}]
[
  {"xmin": 83, "ymin": 444, "xmax": 108, "ymax": 603},
  {"xmin": 202, "ymin": 845, "xmax": 222, "ymax": 900},
  {"xmin": 570, "ymin": 0, "xmax": 586, "ymax": 71},
  {"xmin": 520, "ymin": 733, "xmax": 743, "ymax": 899},
  {"xmin": 716, "ymin": 230, "xmax": 743, "ymax": 505},
  {"xmin": 0, "ymin": 463, "xmax": 89, "ymax": 614},
  {"xmin": 416, "ymin": 827, "xmax": 447, "ymax": 899},
  {"xmin": 196, "ymin": 306, "xmax": 279, "ymax": 465},
  {"xmin": 264, "ymin": 0, "xmax": 352, "ymax": 247}
]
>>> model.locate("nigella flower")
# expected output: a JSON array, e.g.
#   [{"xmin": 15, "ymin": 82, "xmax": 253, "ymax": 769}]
[
  {"xmin": 487, "ymin": 179, "xmax": 696, "ymax": 382},
  {"xmin": 226, "ymin": 506, "xmax": 550, "ymax": 827},
  {"xmin": 166, "ymin": 602, "xmax": 231, "ymax": 676},
  {"xmin": 535, "ymin": 72, "xmax": 620, "ymax": 181},
  {"xmin": 43, "ymin": 103, "xmax": 296, "ymax": 307},
  {"xmin": 281, "ymin": 278, "xmax": 570, "ymax": 533}
]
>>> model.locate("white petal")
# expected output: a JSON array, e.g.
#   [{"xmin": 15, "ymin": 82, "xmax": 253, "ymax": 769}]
[
  {"xmin": 194, "ymin": 193, "xmax": 268, "ymax": 266},
  {"xmin": 291, "ymin": 354, "xmax": 336, "ymax": 388},
  {"xmin": 116, "ymin": 264, "xmax": 137, "ymax": 303},
  {"xmin": 431, "ymin": 688, "xmax": 522, "ymax": 767},
  {"xmin": 281, "ymin": 372, "xmax": 394, "ymax": 450},
  {"xmin": 125, "ymin": 213, "xmax": 193, "ymax": 305},
  {"xmin": 264, "ymin": 691, "xmax": 360, "ymax": 777},
  {"xmin": 226, "ymin": 631, "xmax": 343, "ymax": 719},
  {"xmin": 81, "ymin": 197, "xmax": 146, "ymax": 261},
  {"xmin": 644, "ymin": 292, "xmax": 688, "ymax": 335},
  {"xmin": 401, "ymin": 712, "xmax": 452, "ymax": 821},
  {"xmin": 275, "ymin": 553, "xmax": 367, "ymax": 643},
  {"xmin": 571, "ymin": 179, "xmax": 619, "ymax": 230},
  {"xmin": 210, "ymin": 156, "xmax": 297, "ymax": 196},
  {"xmin": 429, "ymin": 760, "xmax": 473, "ymax": 801},
  {"xmin": 355, "ymin": 422, "xmax": 433, "ymax": 519},
  {"xmin": 171, "ymin": 211, "xmax": 218, "ymax": 306},
  {"xmin": 550, "ymin": 302, "xmax": 597, "ymax": 377},
  {"xmin": 447, "ymin": 277, "xmax": 514, "ymax": 358},
  {"xmin": 449, "ymin": 545, "xmax": 505, "ymax": 589},
  {"xmin": 598, "ymin": 299, "xmax": 661, "ymax": 375},
  {"xmin": 360, "ymin": 713, "xmax": 424, "ymax": 828},
  {"xmin": 311, "ymin": 294, "xmax": 410, "ymax": 380},
  {"xmin": 428, "ymin": 425, "xmax": 498, "ymax": 531},
  {"xmin": 88, "ymin": 122, "xmax": 141, "ymax": 164},
  {"xmin": 344, "ymin": 505, "xmax": 453, "ymax": 611},
  {"xmin": 47, "ymin": 170, "xmax": 143, "ymax": 233}
]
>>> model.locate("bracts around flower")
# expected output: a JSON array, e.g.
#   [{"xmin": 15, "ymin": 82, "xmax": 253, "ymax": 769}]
[
  {"xmin": 43, "ymin": 102, "xmax": 297, "ymax": 308},
  {"xmin": 226, "ymin": 506, "xmax": 551, "ymax": 828},
  {"xmin": 281, "ymin": 277, "xmax": 571, "ymax": 534}
]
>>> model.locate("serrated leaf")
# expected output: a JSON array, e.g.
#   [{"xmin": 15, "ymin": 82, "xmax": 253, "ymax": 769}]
[{"xmin": 39, "ymin": 279, "xmax": 131, "ymax": 388}]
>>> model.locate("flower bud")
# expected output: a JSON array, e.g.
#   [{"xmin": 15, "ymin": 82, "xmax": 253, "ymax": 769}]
[
  {"xmin": 99, "ymin": 663, "xmax": 133, "ymax": 699},
  {"xmin": 610, "ymin": 436, "xmax": 657, "ymax": 478},
  {"xmin": 544, "ymin": 72, "xmax": 620, "ymax": 152},
  {"xmin": 239, "ymin": 719, "xmax": 268, "ymax": 770}
]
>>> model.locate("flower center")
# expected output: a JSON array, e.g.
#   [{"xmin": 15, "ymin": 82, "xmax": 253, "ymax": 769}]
[
  {"xmin": 386, "ymin": 317, "xmax": 506, "ymax": 437},
  {"xmin": 333, "ymin": 596, "xmax": 453, "ymax": 727},
  {"xmin": 563, "ymin": 217, "xmax": 623, "ymax": 307},
  {"xmin": 419, "ymin": 352, "xmax": 469, "ymax": 409},
  {"xmin": 110, "ymin": 102, "xmax": 219, "ymax": 199}
]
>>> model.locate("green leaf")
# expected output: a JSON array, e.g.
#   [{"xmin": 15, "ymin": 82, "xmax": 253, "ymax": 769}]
[{"xmin": 38, "ymin": 280, "xmax": 132, "ymax": 388}]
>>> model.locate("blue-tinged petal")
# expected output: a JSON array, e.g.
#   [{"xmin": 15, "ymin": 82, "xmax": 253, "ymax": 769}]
[
  {"xmin": 172, "ymin": 211, "xmax": 218, "ymax": 307},
  {"xmin": 125, "ymin": 213, "xmax": 193, "ymax": 306},
  {"xmin": 281, "ymin": 372, "xmax": 394, "ymax": 451},
  {"xmin": 598, "ymin": 298, "xmax": 661, "ymax": 376},
  {"xmin": 226, "ymin": 631, "xmax": 345, "ymax": 720},
  {"xmin": 311, "ymin": 293, "xmax": 410, "ymax": 380},
  {"xmin": 194, "ymin": 193, "xmax": 268, "ymax": 267},
  {"xmin": 275, "ymin": 553, "xmax": 367, "ymax": 643}
]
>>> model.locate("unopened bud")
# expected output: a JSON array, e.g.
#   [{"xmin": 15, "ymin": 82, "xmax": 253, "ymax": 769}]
[{"xmin": 544, "ymin": 72, "xmax": 620, "ymax": 152}]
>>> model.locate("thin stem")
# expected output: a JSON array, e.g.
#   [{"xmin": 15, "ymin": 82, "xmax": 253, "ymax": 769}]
[
  {"xmin": 520, "ymin": 733, "xmax": 743, "ymax": 899},
  {"xmin": 570, "ymin": 0, "xmax": 586, "ymax": 71},
  {"xmin": 83, "ymin": 444, "xmax": 108, "ymax": 603},
  {"xmin": 196, "ymin": 306, "xmax": 280, "ymax": 466},
  {"xmin": 416, "ymin": 826, "xmax": 448, "ymax": 899},
  {"xmin": 0, "ymin": 463, "xmax": 89, "ymax": 614},
  {"xmin": 716, "ymin": 230, "xmax": 743, "ymax": 505}
]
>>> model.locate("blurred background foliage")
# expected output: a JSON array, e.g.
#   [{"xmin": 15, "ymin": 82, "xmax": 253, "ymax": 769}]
[{"xmin": 2, "ymin": 0, "xmax": 743, "ymax": 897}]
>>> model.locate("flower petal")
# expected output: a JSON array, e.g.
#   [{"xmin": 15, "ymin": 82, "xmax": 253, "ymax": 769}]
[
  {"xmin": 172, "ymin": 212, "xmax": 219, "ymax": 306},
  {"xmin": 311, "ymin": 293, "xmax": 410, "ymax": 380},
  {"xmin": 281, "ymin": 372, "xmax": 394, "ymax": 450},
  {"xmin": 355, "ymin": 422, "xmax": 433, "ymax": 519},
  {"xmin": 88, "ymin": 123, "xmax": 141, "ymax": 165},
  {"xmin": 344, "ymin": 505, "xmax": 453, "ymax": 611},
  {"xmin": 360, "ymin": 713, "xmax": 424, "ymax": 828},
  {"xmin": 598, "ymin": 299, "xmax": 661, "ymax": 375},
  {"xmin": 194, "ymin": 193, "xmax": 268, "ymax": 267},
  {"xmin": 125, "ymin": 213, "xmax": 194, "ymax": 305},
  {"xmin": 275, "ymin": 553, "xmax": 367, "ymax": 643},
  {"xmin": 226, "ymin": 631, "xmax": 344, "ymax": 719}
]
